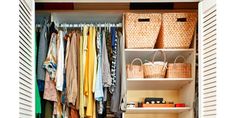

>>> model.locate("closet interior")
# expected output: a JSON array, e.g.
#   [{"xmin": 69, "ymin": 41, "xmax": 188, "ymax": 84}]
[{"xmin": 35, "ymin": 2, "xmax": 198, "ymax": 118}]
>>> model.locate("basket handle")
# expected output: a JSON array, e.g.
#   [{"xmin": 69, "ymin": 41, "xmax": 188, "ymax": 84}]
[
  {"xmin": 173, "ymin": 55, "xmax": 186, "ymax": 71},
  {"xmin": 172, "ymin": 55, "xmax": 186, "ymax": 69},
  {"xmin": 130, "ymin": 58, "xmax": 143, "ymax": 71},
  {"xmin": 177, "ymin": 18, "xmax": 187, "ymax": 22},
  {"xmin": 151, "ymin": 50, "xmax": 167, "ymax": 71},
  {"xmin": 174, "ymin": 55, "xmax": 186, "ymax": 63},
  {"xmin": 152, "ymin": 50, "xmax": 167, "ymax": 63},
  {"xmin": 138, "ymin": 18, "xmax": 150, "ymax": 22}
]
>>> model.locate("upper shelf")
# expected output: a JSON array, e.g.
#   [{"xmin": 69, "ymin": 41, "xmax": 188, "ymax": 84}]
[
  {"xmin": 51, "ymin": 12, "xmax": 123, "ymax": 24},
  {"xmin": 127, "ymin": 78, "xmax": 193, "ymax": 90},
  {"xmin": 126, "ymin": 107, "xmax": 191, "ymax": 114}
]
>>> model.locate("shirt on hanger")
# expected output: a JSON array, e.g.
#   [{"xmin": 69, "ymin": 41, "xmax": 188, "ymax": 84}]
[
  {"xmin": 56, "ymin": 31, "xmax": 65, "ymax": 91},
  {"xmin": 66, "ymin": 32, "xmax": 78, "ymax": 105}
]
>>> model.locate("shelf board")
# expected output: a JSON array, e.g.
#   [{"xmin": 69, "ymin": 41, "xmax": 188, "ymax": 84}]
[
  {"xmin": 126, "ymin": 107, "xmax": 191, "ymax": 114},
  {"xmin": 127, "ymin": 78, "xmax": 193, "ymax": 90},
  {"xmin": 125, "ymin": 48, "xmax": 194, "ymax": 52},
  {"xmin": 124, "ymin": 49, "xmax": 194, "ymax": 63}
]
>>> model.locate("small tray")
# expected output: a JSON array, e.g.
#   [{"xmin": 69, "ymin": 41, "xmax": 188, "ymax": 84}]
[{"xmin": 142, "ymin": 104, "xmax": 175, "ymax": 107}]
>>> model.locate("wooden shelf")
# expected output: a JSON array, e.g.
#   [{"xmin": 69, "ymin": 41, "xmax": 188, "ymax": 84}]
[
  {"xmin": 126, "ymin": 107, "xmax": 191, "ymax": 114},
  {"xmin": 127, "ymin": 78, "xmax": 193, "ymax": 90},
  {"xmin": 124, "ymin": 49, "xmax": 194, "ymax": 63}
]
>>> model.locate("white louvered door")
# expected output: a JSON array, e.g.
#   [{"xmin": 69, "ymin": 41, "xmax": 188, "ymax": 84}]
[
  {"xmin": 19, "ymin": 0, "xmax": 34, "ymax": 118},
  {"xmin": 199, "ymin": 0, "xmax": 216, "ymax": 117}
]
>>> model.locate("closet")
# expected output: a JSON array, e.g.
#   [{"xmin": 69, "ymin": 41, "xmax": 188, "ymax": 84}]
[{"xmin": 19, "ymin": 0, "xmax": 216, "ymax": 118}]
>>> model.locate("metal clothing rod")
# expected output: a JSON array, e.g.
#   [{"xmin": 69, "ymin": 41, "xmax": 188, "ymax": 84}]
[{"xmin": 59, "ymin": 23, "xmax": 123, "ymax": 28}]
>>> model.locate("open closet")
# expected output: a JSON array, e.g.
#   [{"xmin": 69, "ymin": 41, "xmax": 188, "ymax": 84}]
[{"xmin": 19, "ymin": 0, "xmax": 217, "ymax": 118}]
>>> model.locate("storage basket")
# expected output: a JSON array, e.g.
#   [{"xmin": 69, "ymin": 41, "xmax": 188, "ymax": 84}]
[
  {"xmin": 143, "ymin": 50, "xmax": 167, "ymax": 78},
  {"xmin": 125, "ymin": 13, "xmax": 162, "ymax": 49},
  {"xmin": 166, "ymin": 56, "xmax": 191, "ymax": 78},
  {"xmin": 156, "ymin": 13, "xmax": 197, "ymax": 49},
  {"xmin": 126, "ymin": 58, "xmax": 144, "ymax": 79}
]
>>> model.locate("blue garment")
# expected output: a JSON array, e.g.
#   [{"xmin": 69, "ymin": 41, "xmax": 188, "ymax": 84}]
[
  {"xmin": 95, "ymin": 29, "xmax": 104, "ymax": 101},
  {"xmin": 109, "ymin": 27, "xmax": 118, "ymax": 93},
  {"xmin": 111, "ymin": 27, "xmax": 116, "ymax": 48},
  {"xmin": 37, "ymin": 80, "xmax": 45, "ymax": 92}
]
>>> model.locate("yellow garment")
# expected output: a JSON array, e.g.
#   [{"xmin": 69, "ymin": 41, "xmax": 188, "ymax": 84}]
[
  {"xmin": 92, "ymin": 27, "xmax": 97, "ymax": 118},
  {"xmin": 79, "ymin": 26, "xmax": 88, "ymax": 118},
  {"xmin": 83, "ymin": 27, "xmax": 88, "ymax": 108},
  {"xmin": 84, "ymin": 26, "xmax": 97, "ymax": 117},
  {"xmin": 92, "ymin": 29, "xmax": 98, "ymax": 93}
]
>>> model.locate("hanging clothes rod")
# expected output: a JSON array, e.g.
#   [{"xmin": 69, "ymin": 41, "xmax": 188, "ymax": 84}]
[
  {"xmin": 35, "ymin": 23, "xmax": 123, "ymax": 28},
  {"xmin": 59, "ymin": 23, "xmax": 122, "ymax": 28}
]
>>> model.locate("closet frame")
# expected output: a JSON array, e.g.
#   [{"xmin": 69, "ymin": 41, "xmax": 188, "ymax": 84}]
[
  {"xmin": 26, "ymin": 0, "xmax": 217, "ymax": 118},
  {"xmin": 36, "ymin": 9, "xmax": 196, "ymax": 118}
]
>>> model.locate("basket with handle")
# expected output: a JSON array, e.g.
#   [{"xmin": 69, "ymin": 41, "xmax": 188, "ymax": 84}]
[
  {"xmin": 166, "ymin": 55, "xmax": 192, "ymax": 78},
  {"xmin": 125, "ymin": 13, "xmax": 162, "ymax": 49},
  {"xmin": 143, "ymin": 50, "xmax": 168, "ymax": 78},
  {"xmin": 126, "ymin": 58, "xmax": 144, "ymax": 79},
  {"xmin": 156, "ymin": 13, "xmax": 197, "ymax": 49}
]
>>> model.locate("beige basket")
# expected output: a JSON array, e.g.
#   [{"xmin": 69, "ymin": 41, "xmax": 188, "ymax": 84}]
[
  {"xmin": 166, "ymin": 56, "xmax": 191, "ymax": 78},
  {"xmin": 125, "ymin": 13, "xmax": 162, "ymax": 49},
  {"xmin": 144, "ymin": 50, "xmax": 167, "ymax": 78},
  {"xmin": 126, "ymin": 58, "xmax": 144, "ymax": 79},
  {"xmin": 156, "ymin": 13, "xmax": 197, "ymax": 49}
]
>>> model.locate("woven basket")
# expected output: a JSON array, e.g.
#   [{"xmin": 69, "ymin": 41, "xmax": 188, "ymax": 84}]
[
  {"xmin": 125, "ymin": 13, "xmax": 162, "ymax": 49},
  {"xmin": 156, "ymin": 13, "xmax": 197, "ymax": 49},
  {"xmin": 126, "ymin": 58, "xmax": 144, "ymax": 79},
  {"xmin": 144, "ymin": 50, "xmax": 167, "ymax": 78},
  {"xmin": 166, "ymin": 56, "xmax": 191, "ymax": 78}
]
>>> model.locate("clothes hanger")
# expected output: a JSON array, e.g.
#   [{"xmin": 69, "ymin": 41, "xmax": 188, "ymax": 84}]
[{"xmin": 50, "ymin": 22, "xmax": 58, "ymax": 34}]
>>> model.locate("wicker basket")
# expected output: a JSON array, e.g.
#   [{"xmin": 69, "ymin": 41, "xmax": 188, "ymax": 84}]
[
  {"xmin": 143, "ymin": 50, "xmax": 167, "ymax": 78},
  {"xmin": 166, "ymin": 56, "xmax": 191, "ymax": 78},
  {"xmin": 125, "ymin": 13, "xmax": 162, "ymax": 49},
  {"xmin": 156, "ymin": 13, "xmax": 197, "ymax": 49},
  {"xmin": 126, "ymin": 58, "xmax": 144, "ymax": 79}
]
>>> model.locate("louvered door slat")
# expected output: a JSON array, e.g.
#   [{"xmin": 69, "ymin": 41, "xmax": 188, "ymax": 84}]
[
  {"xmin": 199, "ymin": 0, "xmax": 216, "ymax": 117},
  {"xmin": 19, "ymin": 0, "xmax": 33, "ymax": 117}
]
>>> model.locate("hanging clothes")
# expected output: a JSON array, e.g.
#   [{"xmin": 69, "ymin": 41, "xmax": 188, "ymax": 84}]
[
  {"xmin": 44, "ymin": 101, "xmax": 54, "ymax": 118},
  {"xmin": 43, "ymin": 33, "xmax": 58, "ymax": 80},
  {"xmin": 109, "ymin": 27, "xmax": 118, "ymax": 93},
  {"xmin": 35, "ymin": 23, "xmax": 125, "ymax": 118},
  {"xmin": 102, "ymin": 30, "xmax": 112, "ymax": 88},
  {"xmin": 84, "ymin": 26, "xmax": 97, "ymax": 117},
  {"xmin": 55, "ymin": 92, "xmax": 63, "ymax": 117},
  {"xmin": 79, "ymin": 26, "xmax": 89, "ymax": 118},
  {"xmin": 95, "ymin": 28, "xmax": 104, "ymax": 101},
  {"xmin": 43, "ymin": 72, "xmax": 57, "ymax": 101},
  {"xmin": 37, "ymin": 20, "xmax": 49, "ymax": 92},
  {"xmin": 110, "ymin": 31, "xmax": 121, "ymax": 114},
  {"xmin": 56, "ymin": 31, "xmax": 65, "ymax": 91},
  {"xmin": 75, "ymin": 32, "xmax": 81, "ymax": 110},
  {"xmin": 66, "ymin": 32, "xmax": 78, "ymax": 105},
  {"xmin": 43, "ymin": 33, "xmax": 58, "ymax": 102},
  {"xmin": 70, "ymin": 106, "xmax": 79, "ymax": 118},
  {"xmin": 35, "ymin": 31, "xmax": 41, "ymax": 115}
]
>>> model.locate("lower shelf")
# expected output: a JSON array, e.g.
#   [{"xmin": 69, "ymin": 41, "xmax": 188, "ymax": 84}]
[
  {"xmin": 126, "ymin": 107, "xmax": 191, "ymax": 114},
  {"xmin": 127, "ymin": 78, "xmax": 193, "ymax": 90}
]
